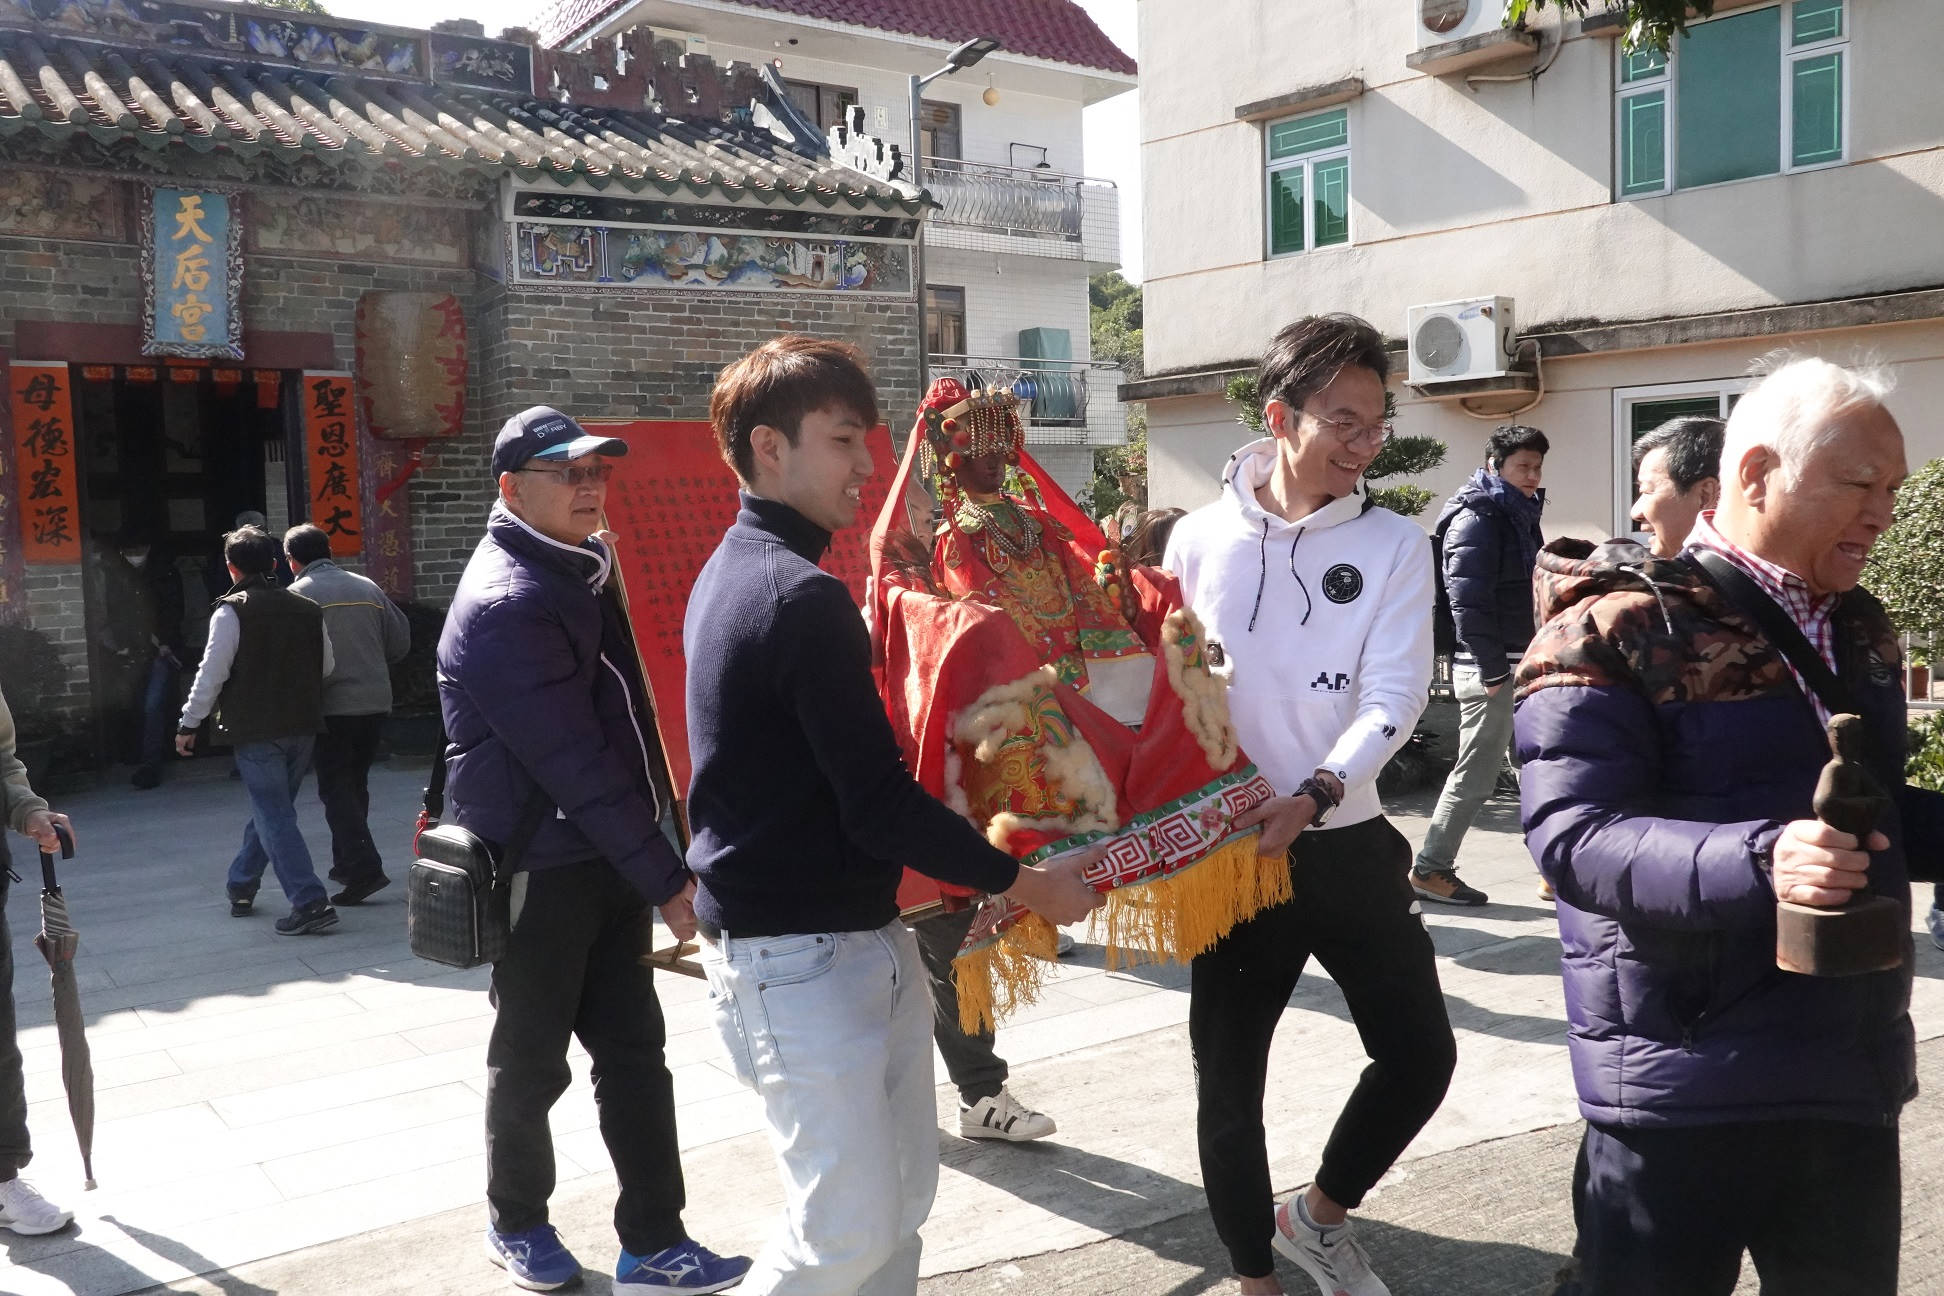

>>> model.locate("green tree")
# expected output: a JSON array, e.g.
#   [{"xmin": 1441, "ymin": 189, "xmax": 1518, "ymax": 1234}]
[
  {"xmin": 260, "ymin": 0, "xmax": 330, "ymax": 12},
  {"xmin": 1223, "ymin": 374, "xmax": 1446, "ymax": 518},
  {"xmin": 1086, "ymin": 271, "xmax": 1148, "ymax": 517},
  {"xmin": 1506, "ymin": 0, "xmax": 1714, "ymax": 53},
  {"xmin": 1865, "ymin": 456, "xmax": 1944, "ymax": 636}
]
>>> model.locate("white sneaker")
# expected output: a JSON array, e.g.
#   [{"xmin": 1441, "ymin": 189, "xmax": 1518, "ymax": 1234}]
[
  {"xmin": 0, "ymin": 1177, "xmax": 72, "ymax": 1235},
  {"xmin": 959, "ymin": 1088, "xmax": 1057, "ymax": 1142},
  {"xmin": 1271, "ymin": 1192, "xmax": 1389, "ymax": 1296}
]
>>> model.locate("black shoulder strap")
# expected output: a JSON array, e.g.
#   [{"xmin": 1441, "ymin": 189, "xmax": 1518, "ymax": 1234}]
[
  {"xmin": 422, "ymin": 711, "xmax": 552, "ymax": 881},
  {"xmin": 1689, "ymin": 547, "xmax": 1861, "ymax": 720}
]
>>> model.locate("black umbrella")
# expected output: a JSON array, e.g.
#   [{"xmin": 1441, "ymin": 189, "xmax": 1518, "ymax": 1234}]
[{"xmin": 32, "ymin": 826, "xmax": 93, "ymax": 1189}]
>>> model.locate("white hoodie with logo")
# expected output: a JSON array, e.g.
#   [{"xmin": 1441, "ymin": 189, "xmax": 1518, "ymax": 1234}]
[{"xmin": 1164, "ymin": 437, "xmax": 1433, "ymax": 830}]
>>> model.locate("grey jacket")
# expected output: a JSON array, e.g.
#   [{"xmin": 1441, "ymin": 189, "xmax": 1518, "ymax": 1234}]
[
  {"xmin": 0, "ymin": 685, "xmax": 48, "ymax": 834},
  {"xmin": 289, "ymin": 559, "xmax": 411, "ymax": 716}
]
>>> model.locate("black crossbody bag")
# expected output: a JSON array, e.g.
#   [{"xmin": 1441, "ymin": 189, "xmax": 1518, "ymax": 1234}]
[{"xmin": 407, "ymin": 723, "xmax": 552, "ymax": 970}]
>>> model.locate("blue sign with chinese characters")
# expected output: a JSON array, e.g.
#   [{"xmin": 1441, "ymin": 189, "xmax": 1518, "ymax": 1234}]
[{"xmin": 145, "ymin": 187, "xmax": 243, "ymax": 359}]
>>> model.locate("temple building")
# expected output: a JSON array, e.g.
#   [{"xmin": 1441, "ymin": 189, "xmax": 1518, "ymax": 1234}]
[{"xmin": 0, "ymin": 0, "xmax": 923, "ymax": 768}]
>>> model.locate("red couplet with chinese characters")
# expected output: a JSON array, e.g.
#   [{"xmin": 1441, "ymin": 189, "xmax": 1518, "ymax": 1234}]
[
  {"xmin": 301, "ymin": 371, "xmax": 365, "ymax": 557},
  {"xmin": 8, "ymin": 363, "xmax": 80, "ymax": 566},
  {"xmin": 586, "ymin": 419, "xmax": 895, "ymax": 795}
]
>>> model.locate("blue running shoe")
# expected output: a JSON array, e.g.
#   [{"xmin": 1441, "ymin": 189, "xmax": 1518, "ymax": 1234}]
[
  {"xmin": 485, "ymin": 1224, "xmax": 582, "ymax": 1291},
  {"xmin": 616, "ymin": 1239, "xmax": 753, "ymax": 1292}
]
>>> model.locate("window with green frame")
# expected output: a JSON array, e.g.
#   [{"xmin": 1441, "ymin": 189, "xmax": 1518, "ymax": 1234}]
[
  {"xmin": 1615, "ymin": 0, "xmax": 1847, "ymax": 199},
  {"xmin": 1265, "ymin": 108, "xmax": 1350, "ymax": 257}
]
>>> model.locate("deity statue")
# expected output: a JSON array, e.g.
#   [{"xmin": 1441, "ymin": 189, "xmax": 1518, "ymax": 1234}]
[{"xmin": 869, "ymin": 379, "xmax": 1285, "ymax": 1030}]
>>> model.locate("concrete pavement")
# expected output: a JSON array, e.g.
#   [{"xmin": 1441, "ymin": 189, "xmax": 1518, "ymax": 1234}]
[{"xmin": 0, "ymin": 746, "xmax": 1941, "ymax": 1295}]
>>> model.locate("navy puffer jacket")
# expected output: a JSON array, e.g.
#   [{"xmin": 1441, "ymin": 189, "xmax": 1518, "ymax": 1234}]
[
  {"xmin": 437, "ymin": 503, "xmax": 686, "ymax": 904},
  {"xmin": 1436, "ymin": 468, "xmax": 1544, "ymax": 682},
  {"xmin": 1515, "ymin": 538, "xmax": 1944, "ymax": 1130}
]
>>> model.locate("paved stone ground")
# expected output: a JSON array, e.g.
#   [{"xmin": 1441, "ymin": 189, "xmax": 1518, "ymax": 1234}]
[{"xmin": 0, "ymin": 738, "xmax": 1941, "ymax": 1295}]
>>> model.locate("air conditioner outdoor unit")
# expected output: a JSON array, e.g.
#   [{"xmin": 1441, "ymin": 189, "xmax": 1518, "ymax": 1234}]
[
  {"xmin": 1407, "ymin": 297, "xmax": 1518, "ymax": 385},
  {"xmin": 1416, "ymin": 0, "xmax": 1509, "ymax": 47}
]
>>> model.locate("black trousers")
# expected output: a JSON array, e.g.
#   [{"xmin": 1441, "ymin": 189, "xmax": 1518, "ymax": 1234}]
[
  {"xmin": 0, "ymin": 853, "xmax": 28, "ymax": 1179},
  {"xmin": 485, "ymin": 860, "xmax": 686, "ymax": 1255},
  {"xmin": 313, "ymin": 713, "xmax": 385, "ymax": 886},
  {"xmin": 1190, "ymin": 815, "xmax": 1456, "ymax": 1279},
  {"xmin": 1575, "ymin": 1119, "xmax": 1900, "ymax": 1296},
  {"xmin": 912, "ymin": 906, "xmax": 1008, "ymax": 1105}
]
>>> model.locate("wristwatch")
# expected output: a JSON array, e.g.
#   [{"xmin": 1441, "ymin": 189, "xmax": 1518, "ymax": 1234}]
[{"xmin": 1293, "ymin": 775, "xmax": 1340, "ymax": 828}]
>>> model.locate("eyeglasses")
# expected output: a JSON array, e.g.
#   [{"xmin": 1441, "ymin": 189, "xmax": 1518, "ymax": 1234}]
[
  {"xmin": 1305, "ymin": 412, "xmax": 1394, "ymax": 448},
  {"xmin": 521, "ymin": 462, "xmax": 614, "ymax": 487}
]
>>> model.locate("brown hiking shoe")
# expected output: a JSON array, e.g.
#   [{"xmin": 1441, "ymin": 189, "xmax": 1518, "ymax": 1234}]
[{"xmin": 1410, "ymin": 867, "xmax": 1488, "ymax": 906}]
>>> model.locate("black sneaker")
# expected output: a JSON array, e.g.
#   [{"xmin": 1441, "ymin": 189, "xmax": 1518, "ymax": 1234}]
[
  {"xmin": 275, "ymin": 901, "xmax": 339, "ymax": 936},
  {"xmin": 130, "ymin": 764, "xmax": 161, "ymax": 790},
  {"xmin": 331, "ymin": 875, "xmax": 391, "ymax": 906},
  {"xmin": 1411, "ymin": 867, "xmax": 1489, "ymax": 906},
  {"xmin": 228, "ymin": 887, "xmax": 257, "ymax": 917}
]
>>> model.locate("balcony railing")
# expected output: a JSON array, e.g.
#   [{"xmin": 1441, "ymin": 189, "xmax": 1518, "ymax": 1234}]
[
  {"xmin": 922, "ymin": 162, "xmax": 1118, "ymax": 246},
  {"xmin": 928, "ymin": 355, "xmax": 1128, "ymax": 447}
]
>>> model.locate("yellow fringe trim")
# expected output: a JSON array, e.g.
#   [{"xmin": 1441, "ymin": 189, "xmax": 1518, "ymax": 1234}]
[{"xmin": 951, "ymin": 831, "xmax": 1291, "ymax": 1035}]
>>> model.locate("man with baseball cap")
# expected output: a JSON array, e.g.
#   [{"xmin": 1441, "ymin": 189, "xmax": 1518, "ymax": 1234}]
[{"xmin": 440, "ymin": 407, "xmax": 749, "ymax": 1292}]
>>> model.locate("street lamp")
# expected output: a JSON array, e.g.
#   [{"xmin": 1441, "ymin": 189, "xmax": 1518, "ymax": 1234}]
[{"xmin": 911, "ymin": 35, "xmax": 1002, "ymax": 394}]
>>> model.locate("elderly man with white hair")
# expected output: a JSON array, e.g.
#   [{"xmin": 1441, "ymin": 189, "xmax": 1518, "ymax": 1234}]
[{"xmin": 1514, "ymin": 355, "xmax": 1944, "ymax": 1296}]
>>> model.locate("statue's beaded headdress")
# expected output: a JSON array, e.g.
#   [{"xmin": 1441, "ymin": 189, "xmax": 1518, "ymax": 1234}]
[{"xmin": 915, "ymin": 378, "xmax": 1026, "ymax": 484}]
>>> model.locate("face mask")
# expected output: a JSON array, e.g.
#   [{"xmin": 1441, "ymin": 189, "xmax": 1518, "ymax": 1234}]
[{"xmin": 122, "ymin": 548, "xmax": 149, "ymax": 569}]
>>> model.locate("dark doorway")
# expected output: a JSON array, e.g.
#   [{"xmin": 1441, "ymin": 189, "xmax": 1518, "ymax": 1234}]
[{"xmin": 70, "ymin": 366, "xmax": 298, "ymax": 769}]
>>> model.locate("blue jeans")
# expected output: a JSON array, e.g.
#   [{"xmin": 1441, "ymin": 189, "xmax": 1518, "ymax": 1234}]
[
  {"xmin": 139, "ymin": 657, "xmax": 180, "ymax": 767},
  {"xmin": 227, "ymin": 737, "xmax": 327, "ymax": 910}
]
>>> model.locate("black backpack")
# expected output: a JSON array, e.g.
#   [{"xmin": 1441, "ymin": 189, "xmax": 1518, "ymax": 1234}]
[{"xmin": 1430, "ymin": 511, "xmax": 1459, "ymax": 657}]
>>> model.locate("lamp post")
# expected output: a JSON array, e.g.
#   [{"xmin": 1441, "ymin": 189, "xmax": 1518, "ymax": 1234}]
[{"xmin": 910, "ymin": 35, "xmax": 1001, "ymax": 396}]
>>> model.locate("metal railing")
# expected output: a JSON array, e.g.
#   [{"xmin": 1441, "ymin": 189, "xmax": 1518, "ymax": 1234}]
[
  {"xmin": 921, "ymin": 161, "xmax": 1116, "ymax": 242},
  {"xmin": 927, "ymin": 354, "xmax": 1126, "ymax": 445}
]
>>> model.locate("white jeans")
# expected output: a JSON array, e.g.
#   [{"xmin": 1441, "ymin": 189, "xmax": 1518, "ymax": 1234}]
[{"xmin": 701, "ymin": 920, "xmax": 938, "ymax": 1296}]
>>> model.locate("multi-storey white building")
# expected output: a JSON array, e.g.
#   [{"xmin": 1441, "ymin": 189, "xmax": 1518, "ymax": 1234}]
[
  {"xmin": 1126, "ymin": 0, "xmax": 1944, "ymax": 540},
  {"xmin": 536, "ymin": 0, "xmax": 1137, "ymax": 495}
]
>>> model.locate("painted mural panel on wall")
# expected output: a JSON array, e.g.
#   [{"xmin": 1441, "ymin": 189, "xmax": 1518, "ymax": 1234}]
[
  {"xmin": 247, "ymin": 194, "xmax": 469, "ymax": 267},
  {"xmin": 142, "ymin": 186, "xmax": 244, "ymax": 360},
  {"xmin": 512, "ymin": 222, "xmax": 913, "ymax": 295},
  {"xmin": 0, "ymin": 172, "xmax": 129, "ymax": 243},
  {"xmin": 354, "ymin": 291, "xmax": 467, "ymax": 442}
]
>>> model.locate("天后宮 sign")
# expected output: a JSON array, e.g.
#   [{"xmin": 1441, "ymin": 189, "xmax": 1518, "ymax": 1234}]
[{"xmin": 144, "ymin": 187, "xmax": 244, "ymax": 360}]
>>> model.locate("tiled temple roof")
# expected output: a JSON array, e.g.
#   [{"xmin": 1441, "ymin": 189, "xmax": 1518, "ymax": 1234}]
[
  {"xmin": 0, "ymin": 7, "xmax": 923, "ymax": 212},
  {"xmin": 539, "ymin": 0, "xmax": 1136, "ymax": 76}
]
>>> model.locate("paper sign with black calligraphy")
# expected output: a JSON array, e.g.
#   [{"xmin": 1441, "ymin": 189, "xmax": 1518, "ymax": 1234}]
[
  {"xmin": 302, "ymin": 372, "xmax": 364, "ymax": 557},
  {"xmin": 9, "ymin": 364, "xmax": 80, "ymax": 566},
  {"xmin": 143, "ymin": 187, "xmax": 244, "ymax": 360},
  {"xmin": 586, "ymin": 419, "xmax": 895, "ymax": 793}
]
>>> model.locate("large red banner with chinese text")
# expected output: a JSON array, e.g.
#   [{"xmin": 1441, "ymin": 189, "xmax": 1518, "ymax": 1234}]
[
  {"xmin": 586, "ymin": 419, "xmax": 895, "ymax": 793},
  {"xmin": 9, "ymin": 364, "xmax": 80, "ymax": 566},
  {"xmin": 302, "ymin": 371, "xmax": 365, "ymax": 558}
]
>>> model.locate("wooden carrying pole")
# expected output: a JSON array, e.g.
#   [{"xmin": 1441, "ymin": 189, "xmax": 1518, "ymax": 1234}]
[{"xmin": 605, "ymin": 519, "xmax": 705, "ymax": 979}]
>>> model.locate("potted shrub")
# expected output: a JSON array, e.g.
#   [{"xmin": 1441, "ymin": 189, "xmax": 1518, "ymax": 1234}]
[
  {"xmin": 385, "ymin": 600, "xmax": 449, "ymax": 758},
  {"xmin": 0, "ymin": 622, "xmax": 68, "ymax": 787}
]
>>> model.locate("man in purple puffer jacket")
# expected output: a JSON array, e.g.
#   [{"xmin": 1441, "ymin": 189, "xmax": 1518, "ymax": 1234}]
[{"xmin": 1516, "ymin": 356, "xmax": 1944, "ymax": 1296}]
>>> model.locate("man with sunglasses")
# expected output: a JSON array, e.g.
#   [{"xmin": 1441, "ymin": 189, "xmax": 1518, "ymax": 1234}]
[
  {"xmin": 439, "ymin": 407, "xmax": 750, "ymax": 1293},
  {"xmin": 1165, "ymin": 314, "xmax": 1454, "ymax": 1296}
]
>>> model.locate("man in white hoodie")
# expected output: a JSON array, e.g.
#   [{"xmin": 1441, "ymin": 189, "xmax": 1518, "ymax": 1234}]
[{"xmin": 1166, "ymin": 314, "xmax": 1456, "ymax": 1296}]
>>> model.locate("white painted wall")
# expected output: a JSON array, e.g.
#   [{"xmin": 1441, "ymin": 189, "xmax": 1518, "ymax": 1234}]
[
  {"xmin": 1138, "ymin": 0, "xmax": 1944, "ymax": 377},
  {"xmin": 1149, "ymin": 320, "xmax": 1944, "ymax": 543}
]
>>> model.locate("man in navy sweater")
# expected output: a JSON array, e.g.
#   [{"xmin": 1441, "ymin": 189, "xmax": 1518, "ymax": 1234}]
[{"xmin": 684, "ymin": 336, "xmax": 1102, "ymax": 1296}]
